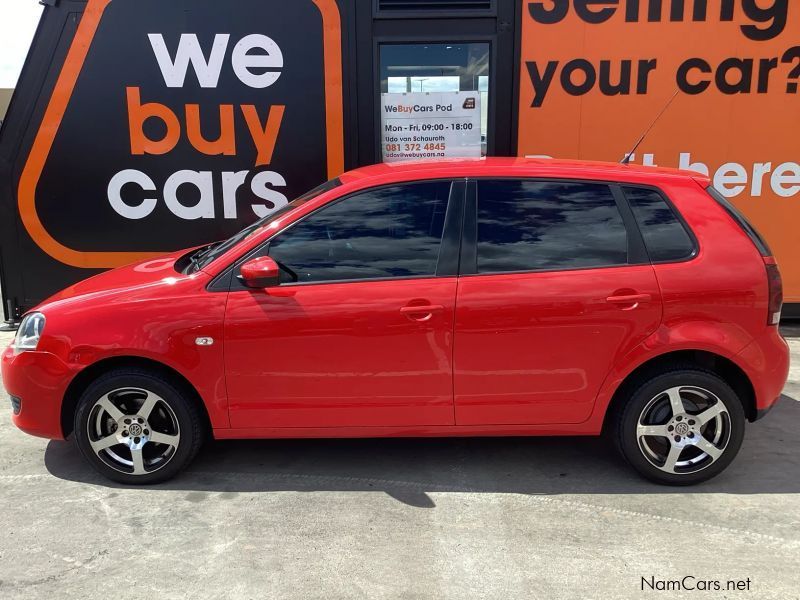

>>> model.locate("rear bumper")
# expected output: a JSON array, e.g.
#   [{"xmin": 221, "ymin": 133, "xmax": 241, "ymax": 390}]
[
  {"xmin": 754, "ymin": 397, "xmax": 780, "ymax": 421},
  {"xmin": 1, "ymin": 345, "xmax": 73, "ymax": 439},
  {"xmin": 735, "ymin": 327, "xmax": 790, "ymax": 419}
]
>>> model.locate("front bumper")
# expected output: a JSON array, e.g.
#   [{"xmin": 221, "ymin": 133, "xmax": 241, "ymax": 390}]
[{"xmin": 1, "ymin": 345, "xmax": 74, "ymax": 439}]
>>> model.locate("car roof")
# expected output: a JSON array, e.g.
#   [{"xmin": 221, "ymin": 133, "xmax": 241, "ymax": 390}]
[{"xmin": 338, "ymin": 157, "xmax": 709, "ymax": 187}]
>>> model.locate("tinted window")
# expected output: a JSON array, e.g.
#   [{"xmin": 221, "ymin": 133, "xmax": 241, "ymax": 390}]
[
  {"xmin": 624, "ymin": 187, "xmax": 695, "ymax": 262},
  {"xmin": 193, "ymin": 178, "xmax": 342, "ymax": 272},
  {"xmin": 266, "ymin": 181, "xmax": 451, "ymax": 283},
  {"xmin": 476, "ymin": 180, "xmax": 628, "ymax": 273}
]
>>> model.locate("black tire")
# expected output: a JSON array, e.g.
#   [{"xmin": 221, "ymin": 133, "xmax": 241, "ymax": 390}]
[
  {"xmin": 612, "ymin": 366, "xmax": 746, "ymax": 485},
  {"xmin": 73, "ymin": 368, "xmax": 204, "ymax": 485}
]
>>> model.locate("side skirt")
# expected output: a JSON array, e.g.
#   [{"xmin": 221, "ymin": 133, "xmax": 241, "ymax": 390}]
[{"xmin": 213, "ymin": 424, "xmax": 601, "ymax": 440}]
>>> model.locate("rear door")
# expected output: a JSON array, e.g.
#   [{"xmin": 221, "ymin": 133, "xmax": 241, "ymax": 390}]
[{"xmin": 453, "ymin": 178, "xmax": 662, "ymax": 425}]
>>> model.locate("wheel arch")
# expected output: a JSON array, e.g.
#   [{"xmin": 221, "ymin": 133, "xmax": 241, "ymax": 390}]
[
  {"xmin": 61, "ymin": 355, "xmax": 212, "ymax": 438},
  {"xmin": 601, "ymin": 349, "xmax": 757, "ymax": 433}
]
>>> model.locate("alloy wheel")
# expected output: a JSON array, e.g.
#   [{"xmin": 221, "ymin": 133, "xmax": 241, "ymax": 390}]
[
  {"xmin": 86, "ymin": 387, "xmax": 181, "ymax": 476},
  {"xmin": 636, "ymin": 385, "xmax": 731, "ymax": 475}
]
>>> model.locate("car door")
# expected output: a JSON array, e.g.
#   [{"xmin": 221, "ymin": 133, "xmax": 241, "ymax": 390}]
[
  {"xmin": 453, "ymin": 178, "xmax": 662, "ymax": 425},
  {"xmin": 223, "ymin": 180, "xmax": 464, "ymax": 429}
]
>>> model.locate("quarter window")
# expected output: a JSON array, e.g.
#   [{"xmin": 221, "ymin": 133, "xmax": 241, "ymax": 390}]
[
  {"xmin": 476, "ymin": 180, "xmax": 628, "ymax": 273},
  {"xmin": 624, "ymin": 187, "xmax": 695, "ymax": 262},
  {"xmin": 266, "ymin": 181, "xmax": 451, "ymax": 283}
]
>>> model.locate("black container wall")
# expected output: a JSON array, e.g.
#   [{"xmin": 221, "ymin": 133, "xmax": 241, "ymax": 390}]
[
  {"xmin": 0, "ymin": 0, "xmax": 520, "ymax": 318},
  {"xmin": 0, "ymin": 0, "xmax": 355, "ymax": 317}
]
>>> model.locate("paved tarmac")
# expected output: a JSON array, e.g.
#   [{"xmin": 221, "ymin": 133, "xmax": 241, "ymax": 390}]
[{"xmin": 1, "ymin": 328, "xmax": 799, "ymax": 599}]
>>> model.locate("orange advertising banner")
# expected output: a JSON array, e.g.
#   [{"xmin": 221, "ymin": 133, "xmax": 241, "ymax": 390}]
[{"xmin": 517, "ymin": 0, "xmax": 800, "ymax": 301}]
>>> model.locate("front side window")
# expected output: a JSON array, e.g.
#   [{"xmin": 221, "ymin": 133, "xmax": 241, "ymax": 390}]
[
  {"xmin": 476, "ymin": 180, "xmax": 628, "ymax": 273},
  {"xmin": 187, "ymin": 178, "xmax": 342, "ymax": 273},
  {"xmin": 624, "ymin": 187, "xmax": 695, "ymax": 262},
  {"xmin": 266, "ymin": 181, "xmax": 451, "ymax": 283}
]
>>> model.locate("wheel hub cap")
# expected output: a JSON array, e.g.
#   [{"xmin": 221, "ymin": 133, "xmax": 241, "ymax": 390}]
[{"xmin": 116, "ymin": 415, "xmax": 150, "ymax": 449}]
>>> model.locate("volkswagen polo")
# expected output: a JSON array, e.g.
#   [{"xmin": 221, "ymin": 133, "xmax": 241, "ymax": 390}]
[{"xmin": 2, "ymin": 158, "xmax": 789, "ymax": 485}]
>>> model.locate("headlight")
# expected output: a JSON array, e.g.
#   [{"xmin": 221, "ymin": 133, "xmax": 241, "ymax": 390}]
[{"xmin": 14, "ymin": 312, "xmax": 45, "ymax": 355}]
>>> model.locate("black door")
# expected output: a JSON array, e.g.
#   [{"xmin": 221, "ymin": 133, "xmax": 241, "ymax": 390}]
[{"xmin": 355, "ymin": 0, "xmax": 517, "ymax": 167}]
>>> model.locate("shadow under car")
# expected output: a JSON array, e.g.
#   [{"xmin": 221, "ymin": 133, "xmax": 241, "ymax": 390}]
[{"xmin": 44, "ymin": 394, "xmax": 800, "ymax": 505}]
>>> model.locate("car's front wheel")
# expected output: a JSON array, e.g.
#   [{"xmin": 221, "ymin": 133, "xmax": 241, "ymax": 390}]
[
  {"xmin": 614, "ymin": 367, "xmax": 746, "ymax": 485},
  {"xmin": 73, "ymin": 368, "xmax": 204, "ymax": 484}
]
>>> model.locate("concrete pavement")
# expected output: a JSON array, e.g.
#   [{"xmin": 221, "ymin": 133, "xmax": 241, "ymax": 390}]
[{"xmin": 1, "ymin": 328, "xmax": 799, "ymax": 599}]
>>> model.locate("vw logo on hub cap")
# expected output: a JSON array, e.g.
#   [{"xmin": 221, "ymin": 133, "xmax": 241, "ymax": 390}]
[
  {"xmin": 675, "ymin": 422, "xmax": 690, "ymax": 436},
  {"xmin": 128, "ymin": 423, "xmax": 143, "ymax": 436}
]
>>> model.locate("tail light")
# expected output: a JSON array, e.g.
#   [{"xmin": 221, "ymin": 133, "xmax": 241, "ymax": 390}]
[{"xmin": 766, "ymin": 261, "xmax": 783, "ymax": 326}]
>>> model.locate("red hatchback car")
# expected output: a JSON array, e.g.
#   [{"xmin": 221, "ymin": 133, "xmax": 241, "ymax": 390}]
[{"xmin": 3, "ymin": 158, "xmax": 789, "ymax": 485}]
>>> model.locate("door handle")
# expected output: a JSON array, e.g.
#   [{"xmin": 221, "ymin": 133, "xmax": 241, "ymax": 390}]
[
  {"xmin": 606, "ymin": 293, "xmax": 651, "ymax": 308},
  {"xmin": 400, "ymin": 304, "xmax": 445, "ymax": 321}
]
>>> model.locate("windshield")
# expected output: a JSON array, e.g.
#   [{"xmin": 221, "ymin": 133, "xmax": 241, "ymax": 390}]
[{"xmin": 187, "ymin": 178, "xmax": 342, "ymax": 273}]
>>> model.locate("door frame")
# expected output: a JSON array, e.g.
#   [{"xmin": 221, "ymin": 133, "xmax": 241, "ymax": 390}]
[
  {"xmin": 210, "ymin": 178, "xmax": 468, "ymax": 291},
  {"xmin": 355, "ymin": 3, "xmax": 517, "ymax": 166},
  {"xmin": 371, "ymin": 32, "xmax": 500, "ymax": 163},
  {"xmin": 458, "ymin": 177, "xmax": 653, "ymax": 277}
]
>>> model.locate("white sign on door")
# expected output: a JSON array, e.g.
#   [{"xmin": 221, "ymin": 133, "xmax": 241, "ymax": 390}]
[{"xmin": 380, "ymin": 91, "xmax": 482, "ymax": 162}]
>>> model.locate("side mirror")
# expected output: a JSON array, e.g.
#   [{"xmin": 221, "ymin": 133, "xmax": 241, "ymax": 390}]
[{"xmin": 240, "ymin": 256, "xmax": 281, "ymax": 288}]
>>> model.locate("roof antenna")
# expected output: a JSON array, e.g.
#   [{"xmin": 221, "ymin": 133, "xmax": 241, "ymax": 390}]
[{"xmin": 620, "ymin": 89, "xmax": 680, "ymax": 165}]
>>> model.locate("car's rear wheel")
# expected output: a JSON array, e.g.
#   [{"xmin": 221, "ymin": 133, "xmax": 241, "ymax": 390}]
[
  {"xmin": 73, "ymin": 368, "xmax": 204, "ymax": 484},
  {"xmin": 614, "ymin": 367, "xmax": 746, "ymax": 485}
]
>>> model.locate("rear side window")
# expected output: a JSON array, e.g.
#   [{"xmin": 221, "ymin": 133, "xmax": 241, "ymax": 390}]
[
  {"xmin": 706, "ymin": 186, "xmax": 772, "ymax": 256},
  {"xmin": 623, "ymin": 187, "xmax": 695, "ymax": 262},
  {"xmin": 476, "ymin": 180, "xmax": 628, "ymax": 273},
  {"xmin": 266, "ymin": 181, "xmax": 451, "ymax": 283}
]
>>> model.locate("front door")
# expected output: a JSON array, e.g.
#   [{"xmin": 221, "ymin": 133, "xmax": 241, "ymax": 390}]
[
  {"xmin": 224, "ymin": 180, "xmax": 463, "ymax": 428},
  {"xmin": 454, "ymin": 178, "xmax": 663, "ymax": 425}
]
